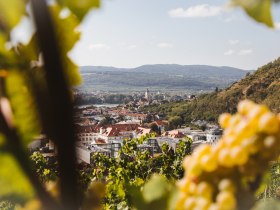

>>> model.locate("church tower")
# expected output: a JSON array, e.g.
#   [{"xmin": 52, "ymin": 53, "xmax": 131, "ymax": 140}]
[{"xmin": 145, "ymin": 88, "xmax": 150, "ymax": 101}]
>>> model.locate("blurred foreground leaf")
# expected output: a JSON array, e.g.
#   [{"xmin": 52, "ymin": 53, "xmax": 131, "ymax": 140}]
[
  {"xmin": 0, "ymin": 0, "xmax": 25, "ymax": 31},
  {"xmin": 50, "ymin": 5, "xmax": 82, "ymax": 86},
  {"xmin": 14, "ymin": 199, "xmax": 41, "ymax": 210},
  {"xmin": 128, "ymin": 174, "xmax": 178, "ymax": 210},
  {"xmin": 142, "ymin": 175, "xmax": 168, "ymax": 203},
  {"xmin": 0, "ymin": 33, "xmax": 16, "ymax": 69},
  {"xmin": 0, "ymin": 33, "xmax": 7, "ymax": 53},
  {"xmin": 82, "ymin": 182, "xmax": 106, "ymax": 210},
  {"xmin": 57, "ymin": 0, "xmax": 100, "ymax": 20},
  {"xmin": 6, "ymin": 71, "xmax": 40, "ymax": 145},
  {"xmin": 0, "ymin": 153, "xmax": 34, "ymax": 202},
  {"xmin": 0, "ymin": 134, "xmax": 5, "ymax": 147},
  {"xmin": 232, "ymin": 0, "xmax": 274, "ymax": 27}
]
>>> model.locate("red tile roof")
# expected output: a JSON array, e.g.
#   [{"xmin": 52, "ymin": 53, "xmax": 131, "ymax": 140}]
[
  {"xmin": 162, "ymin": 130, "xmax": 185, "ymax": 138},
  {"xmin": 136, "ymin": 127, "xmax": 152, "ymax": 136},
  {"xmin": 76, "ymin": 124, "xmax": 102, "ymax": 133},
  {"xmin": 95, "ymin": 139, "xmax": 106, "ymax": 144},
  {"xmin": 154, "ymin": 120, "xmax": 168, "ymax": 126}
]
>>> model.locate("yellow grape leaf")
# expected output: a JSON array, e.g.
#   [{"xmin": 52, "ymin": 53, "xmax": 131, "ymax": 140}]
[
  {"xmin": 0, "ymin": 153, "xmax": 34, "ymax": 200},
  {"xmin": 0, "ymin": 33, "xmax": 7, "ymax": 53},
  {"xmin": 57, "ymin": 0, "xmax": 100, "ymax": 20},
  {"xmin": 50, "ymin": 5, "xmax": 82, "ymax": 86},
  {"xmin": 232, "ymin": 0, "xmax": 274, "ymax": 27},
  {"xmin": 17, "ymin": 35, "xmax": 40, "ymax": 64},
  {"xmin": 14, "ymin": 35, "xmax": 41, "ymax": 70},
  {"xmin": 82, "ymin": 182, "xmax": 106, "ymax": 210},
  {"xmin": 0, "ymin": 0, "xmax": 25, "ymax": 31},
  {"xmin": 5, "ymin": 70, "xmax": 40, "ymax": 145},
  {"xmin": 0, "ymin": 33, "xmax": 15, "ymax": 68}
]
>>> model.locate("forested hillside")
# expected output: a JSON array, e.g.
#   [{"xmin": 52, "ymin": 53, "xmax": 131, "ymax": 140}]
[
  {"xmin": 79, "ymin": 64, "xmax": 251, "ymax": 92},
  {"xmin": 142, "ymin": 58, "xmax": 280, "ymax": 123}
]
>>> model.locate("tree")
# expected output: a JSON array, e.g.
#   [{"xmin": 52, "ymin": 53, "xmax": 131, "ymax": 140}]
[
  {"xmin": 99, "ymin": 115, "xmax": 115, "ymax": 125},
  {"xmin": 149, "ymin": 123, "xmax": 160, "ymax": 134},
  {"xmin": 168, "ymin": 116, "xmax": 183, "ymax": 129},
  {"xmin": 215, "ymin": 87, "xmax": 219, "ymax": 92}
]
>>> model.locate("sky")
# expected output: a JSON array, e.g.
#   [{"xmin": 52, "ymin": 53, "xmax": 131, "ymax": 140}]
[
  {"xmin": 68, "ymin": 0, "xmax": 280, "ymax": 70},
  {"xmin": 12, "ymin": 0, "xmax": 280, "ymax": 70}
]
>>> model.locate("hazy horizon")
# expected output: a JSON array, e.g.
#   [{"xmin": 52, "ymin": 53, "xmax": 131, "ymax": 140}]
[{"xmin": 79, "ymin": 63, "xmax": 254, "ymax": 71}]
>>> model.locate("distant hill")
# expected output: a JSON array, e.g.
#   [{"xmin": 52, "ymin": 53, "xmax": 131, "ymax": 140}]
[
  {"xmin": 142, "ymin": 58, "xmax": 280, "ymax": 122},
  {"xmin": 79, "ymin": 65, "xmax": 251, "ymax": 92}
]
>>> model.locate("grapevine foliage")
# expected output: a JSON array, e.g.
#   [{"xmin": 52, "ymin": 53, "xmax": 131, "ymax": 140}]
[{"xmin": 83, "ymin": 137, "xmax": 192, "ymax": 209}]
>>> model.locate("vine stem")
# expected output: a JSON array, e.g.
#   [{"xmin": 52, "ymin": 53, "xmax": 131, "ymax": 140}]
[{"xmin": 30, "ymin": 0, "xmax": 79, "ymax": 210}]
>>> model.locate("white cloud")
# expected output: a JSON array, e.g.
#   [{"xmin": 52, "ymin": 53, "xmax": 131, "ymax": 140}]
[
  {"xmin": 238, "ymin": 49, "xmax": 253, "ymax": 56},
  {"xmin": 157, "ymin": 42, "xmax": 174, "ymax": 48},
  {"xmin": 224, "ymin": 50, "xmax": 235, "ymax": 56},
  {"xmin": 168, "ymin": 4, "xmax": 223, "ymax": 18},
  {"xmin": 88, "ymin": 43, "xmax": 110, "ymax": 50},
  {"xmin": 229, "ymin": 39, "xmax": 239, "ymax": 45}
]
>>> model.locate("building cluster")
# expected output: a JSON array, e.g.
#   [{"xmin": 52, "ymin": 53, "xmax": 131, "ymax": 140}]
[
  {"xmin": 74, "ymin": 121, "xmax": 222, "ymax": 164},
  {"xmin": 74, "ymin": 89, "xmax": 197, "ymax": 108},
  {"xmin": 29, "ymin": 89, "xmax": 222, "ymax": 165},
  {"xmin": 30, "ymin": 120, "xmax": 222, "ymax": 165}
]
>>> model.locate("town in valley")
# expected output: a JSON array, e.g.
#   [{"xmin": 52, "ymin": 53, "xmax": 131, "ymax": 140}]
[{"xmin": 30, "ymin": 88, "xmax": 222, "ymax": 165}]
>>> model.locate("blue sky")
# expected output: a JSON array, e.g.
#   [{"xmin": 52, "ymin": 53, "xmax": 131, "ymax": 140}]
[
  {"xmin": 11, "ymin": 0, "xmax": 280, "ymax": 70},
  {"xmin": 68, "ymin": 0, "xmax": 280, "ymax": 70}
]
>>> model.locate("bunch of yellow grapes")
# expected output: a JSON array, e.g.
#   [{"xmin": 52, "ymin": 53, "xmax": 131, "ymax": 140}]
[{"xmin": 176, "ymin": 100, "xmax": 280, "ymax": 210}]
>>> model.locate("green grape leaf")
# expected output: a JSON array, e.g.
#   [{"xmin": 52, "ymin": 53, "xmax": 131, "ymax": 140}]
[
  {"xmin": 6, "ymin": 70, "xmax": 40, "ymax": 145},
  {"xmin": 142, "ymin": 174, "xmax": 168, "ymax": 203},
  {"xmin": 57, "ymin": 0, "xmax": 100, "ymax": 20},
  {"xmin": 0, "ymin": 153, "xmax": 34, "ymax": 201},
  {"xmin": 255, "ymin": 171, "xmax": 271, "ymax": 197},
  {"xmin": 0, "ymin": 0, "xmax": 25, "ymax": 31},
  {"xmin": 232, "ymin": 0, "xmax": 274, "ymax": 27},
  {"xmin": 50, "ymin": 5, "xmax": 82, "ymax": 86},
  {"xmin": 134, "ymin": 177, "xmax": 145, "ymax": 186}
]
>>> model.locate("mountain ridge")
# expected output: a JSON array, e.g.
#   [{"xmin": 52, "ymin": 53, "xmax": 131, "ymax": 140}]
[
  {"xmin": 79, "ymin": 64, "xmax": 253, "ymax": 92},
  {"xmin": 80, "ymin": 64, "xmax": 251, "ymax": 73},
  {"xmin": 141, "ymin": 57, "xmax": 280, "ymax": 123}
]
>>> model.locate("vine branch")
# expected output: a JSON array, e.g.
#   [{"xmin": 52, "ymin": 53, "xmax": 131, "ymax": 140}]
[{"xmin": 30, "ymin": 0, "xmax": 79, "ymax": 209}]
